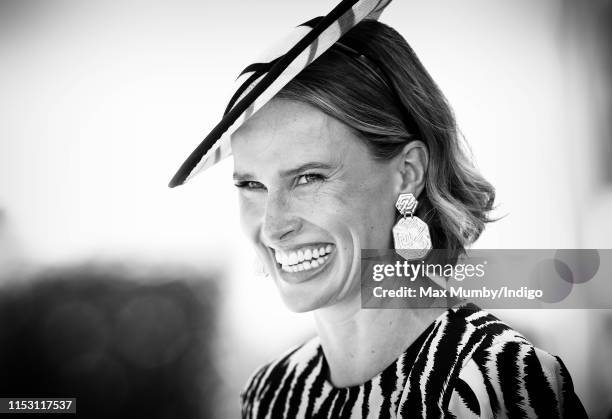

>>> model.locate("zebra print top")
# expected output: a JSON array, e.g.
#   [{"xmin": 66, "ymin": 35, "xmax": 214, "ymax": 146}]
[{"xmin": 240, "ymin": 303, "xmax": 587, "ymax": 418}]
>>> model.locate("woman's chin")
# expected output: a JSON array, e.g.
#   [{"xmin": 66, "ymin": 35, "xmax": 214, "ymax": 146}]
[
  {"xmin": 272, "ymin": 276, "xmax": 331, "ymax": 313},
  {"xmin": 271, "ymin": 264, "xmax": 337, "ymax": 313},
  {"xmin": 267, "ymin": 248, "xmax": 358, "ymax": 312},
  {"xmin": 280, "ymin": 297, "xmax": 321, "ymax": 313}
]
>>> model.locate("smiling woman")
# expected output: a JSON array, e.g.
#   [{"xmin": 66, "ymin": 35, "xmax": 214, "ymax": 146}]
[
  {"xmin": 232, "ymin": 99, "xmax": 399, "ymax": 313},
  {"xmin": 169, "ymin": 0, "xmax": 587, "ymax": 417}
]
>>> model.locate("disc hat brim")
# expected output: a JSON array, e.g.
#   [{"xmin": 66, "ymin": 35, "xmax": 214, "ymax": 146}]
[{"xmin": 168, "ymin": 0, "xmax": 392, "ymax": 188}]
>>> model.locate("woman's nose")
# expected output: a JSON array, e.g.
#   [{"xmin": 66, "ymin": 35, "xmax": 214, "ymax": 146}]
[{"xmin": 261, "ymin": 191, "xmax": 302, "ymax": 244}]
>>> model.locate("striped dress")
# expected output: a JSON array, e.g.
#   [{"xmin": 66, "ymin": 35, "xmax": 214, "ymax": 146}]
[{"xmin": 240, "ymin": 303, "xmax": 587, "ymax": 418}]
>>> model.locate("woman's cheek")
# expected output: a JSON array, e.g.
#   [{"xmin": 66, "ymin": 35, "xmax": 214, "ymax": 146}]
[
  {"xmin": 296, "ymin": 184, "xmax": 348, "ymax": 218},
  {"xmin": 238, "ymin": 196, "xmax": 264, "ymax": 239}
]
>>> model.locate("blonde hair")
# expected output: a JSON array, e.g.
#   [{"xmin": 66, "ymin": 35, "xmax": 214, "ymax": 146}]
[{"xmin": 277, "ymin": 20, "xmax": 495, "ymax": 263}]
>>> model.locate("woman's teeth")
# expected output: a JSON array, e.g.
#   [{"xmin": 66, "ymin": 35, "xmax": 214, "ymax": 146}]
[{"xmin": 275, "ymin": 244, "xmax": 333, "ymax": 273}]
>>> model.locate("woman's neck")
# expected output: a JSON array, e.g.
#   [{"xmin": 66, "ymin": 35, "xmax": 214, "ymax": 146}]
[{"xmin": 313, "ymin": 292, "xmax": 447, "ymax": 388}]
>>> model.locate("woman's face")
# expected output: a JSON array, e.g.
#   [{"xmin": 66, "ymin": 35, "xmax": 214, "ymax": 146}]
[{"xmin": 231, "ymin": 98, "xmax": 401, "ymax": 312}]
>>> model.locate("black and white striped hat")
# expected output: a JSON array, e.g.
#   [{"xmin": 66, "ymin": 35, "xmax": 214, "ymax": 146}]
[{"xmin": 168, "ymin": 0, "xmax": 392, "ymax": 188}]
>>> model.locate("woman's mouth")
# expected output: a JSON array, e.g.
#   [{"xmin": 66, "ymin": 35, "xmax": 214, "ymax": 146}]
[{"xmin": 274, "ymin": 244, "xmax": 335, "ymax": 274}]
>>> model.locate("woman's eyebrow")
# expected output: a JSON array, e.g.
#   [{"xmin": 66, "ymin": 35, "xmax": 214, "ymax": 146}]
[
  {"xmin": 280, "ymin": 162, "xmax": 335, "ymax": 177},
  {"xmin": 232, "ymin": 171, "xmax": 253, "ymax": 181},
  {"xmin": 233, "ymin": 162, "xmax": 335, "ymax": 181}
]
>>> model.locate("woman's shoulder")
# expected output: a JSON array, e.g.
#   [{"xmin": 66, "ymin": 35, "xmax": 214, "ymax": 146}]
[
  {"xmin": 240, "ymin": 335, "xmax": 322, "ymax": 416},
  {"xmin": 440, "ymin": 305, "xmax": 587, "ymax": 418},
  {"xmin": 448, "ymin": 343, "xmax": 587, "ymax": 418}
]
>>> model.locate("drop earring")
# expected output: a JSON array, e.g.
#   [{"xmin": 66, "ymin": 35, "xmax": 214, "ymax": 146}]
[{"xmin": 392, "ymin": 193, "xmax": 432, "ymax": 260}]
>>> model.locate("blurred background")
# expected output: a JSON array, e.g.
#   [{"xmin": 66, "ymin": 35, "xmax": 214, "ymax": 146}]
[{"xmin": 0, "ymin": 0, "xmax": 611, "ymax": 417}]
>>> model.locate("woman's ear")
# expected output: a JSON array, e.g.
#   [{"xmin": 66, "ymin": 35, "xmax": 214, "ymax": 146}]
[{"xmin": 395, "ymin": 140, "xmax": 429, "ymax": 197}]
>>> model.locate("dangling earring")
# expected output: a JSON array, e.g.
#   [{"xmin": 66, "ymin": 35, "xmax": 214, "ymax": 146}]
[{"xmin": 392, "ymin": 193, "xmax": 432, "ymax": 260}]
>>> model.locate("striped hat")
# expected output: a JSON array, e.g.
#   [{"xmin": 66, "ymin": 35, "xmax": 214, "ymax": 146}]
[{"xmin": 168, "ymin": 0, "xmax": 393, "ymax": 188}]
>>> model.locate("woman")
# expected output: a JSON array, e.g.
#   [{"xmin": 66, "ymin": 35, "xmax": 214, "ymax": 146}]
[{"xmin": 169, "ymin": 1, "xmax": 587, "ymax": 417}]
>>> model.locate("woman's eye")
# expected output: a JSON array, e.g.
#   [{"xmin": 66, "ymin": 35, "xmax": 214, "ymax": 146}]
[
  {"xmin": 234, "ymin": 180, "xmax": 266, "ymax": 190},
  {"xmin": 296, "ymin": 173, "xmax": 326, "ymax": 185}
]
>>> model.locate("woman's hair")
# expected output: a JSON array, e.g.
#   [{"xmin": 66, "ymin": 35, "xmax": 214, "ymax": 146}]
[{"xmin": 276, "ymin": 19, "xmax": 495, "ymax": 264}]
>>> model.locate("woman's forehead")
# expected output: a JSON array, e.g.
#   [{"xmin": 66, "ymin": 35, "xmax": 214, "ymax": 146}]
[
  {"xmin": 232, "ymin": 99, "xmax": 356, "ymax": 162},
  {"xmin": 232, "ymin": 100, "xmax": 333, "ymax": 144},
  {"xmin": 230, "ymin": 99, "xmax": 385, "ymax": 182}
]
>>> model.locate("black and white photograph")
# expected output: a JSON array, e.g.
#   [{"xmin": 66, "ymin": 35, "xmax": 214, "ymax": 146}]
[{"xmin": 1, "ymin": 0, "xmax": 611, "ymax": 418}]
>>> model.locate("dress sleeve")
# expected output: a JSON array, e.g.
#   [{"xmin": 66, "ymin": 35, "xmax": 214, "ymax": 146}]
[
  {"xmin": 240, "ymin": 363, "xmax": 270, "ymax": 419},
  {"xmin": 446, "ymin": 342, "xmax": 588, "ymax": 418}
]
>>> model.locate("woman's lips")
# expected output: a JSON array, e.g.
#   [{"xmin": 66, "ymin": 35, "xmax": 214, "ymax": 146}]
[
  {"xmin": 274, "ymin": 244, "xmax": 335, "ymax": 284},
  {"xmin": 274, "ymin": 243, "xmax": 334, "ymax": 268}
]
